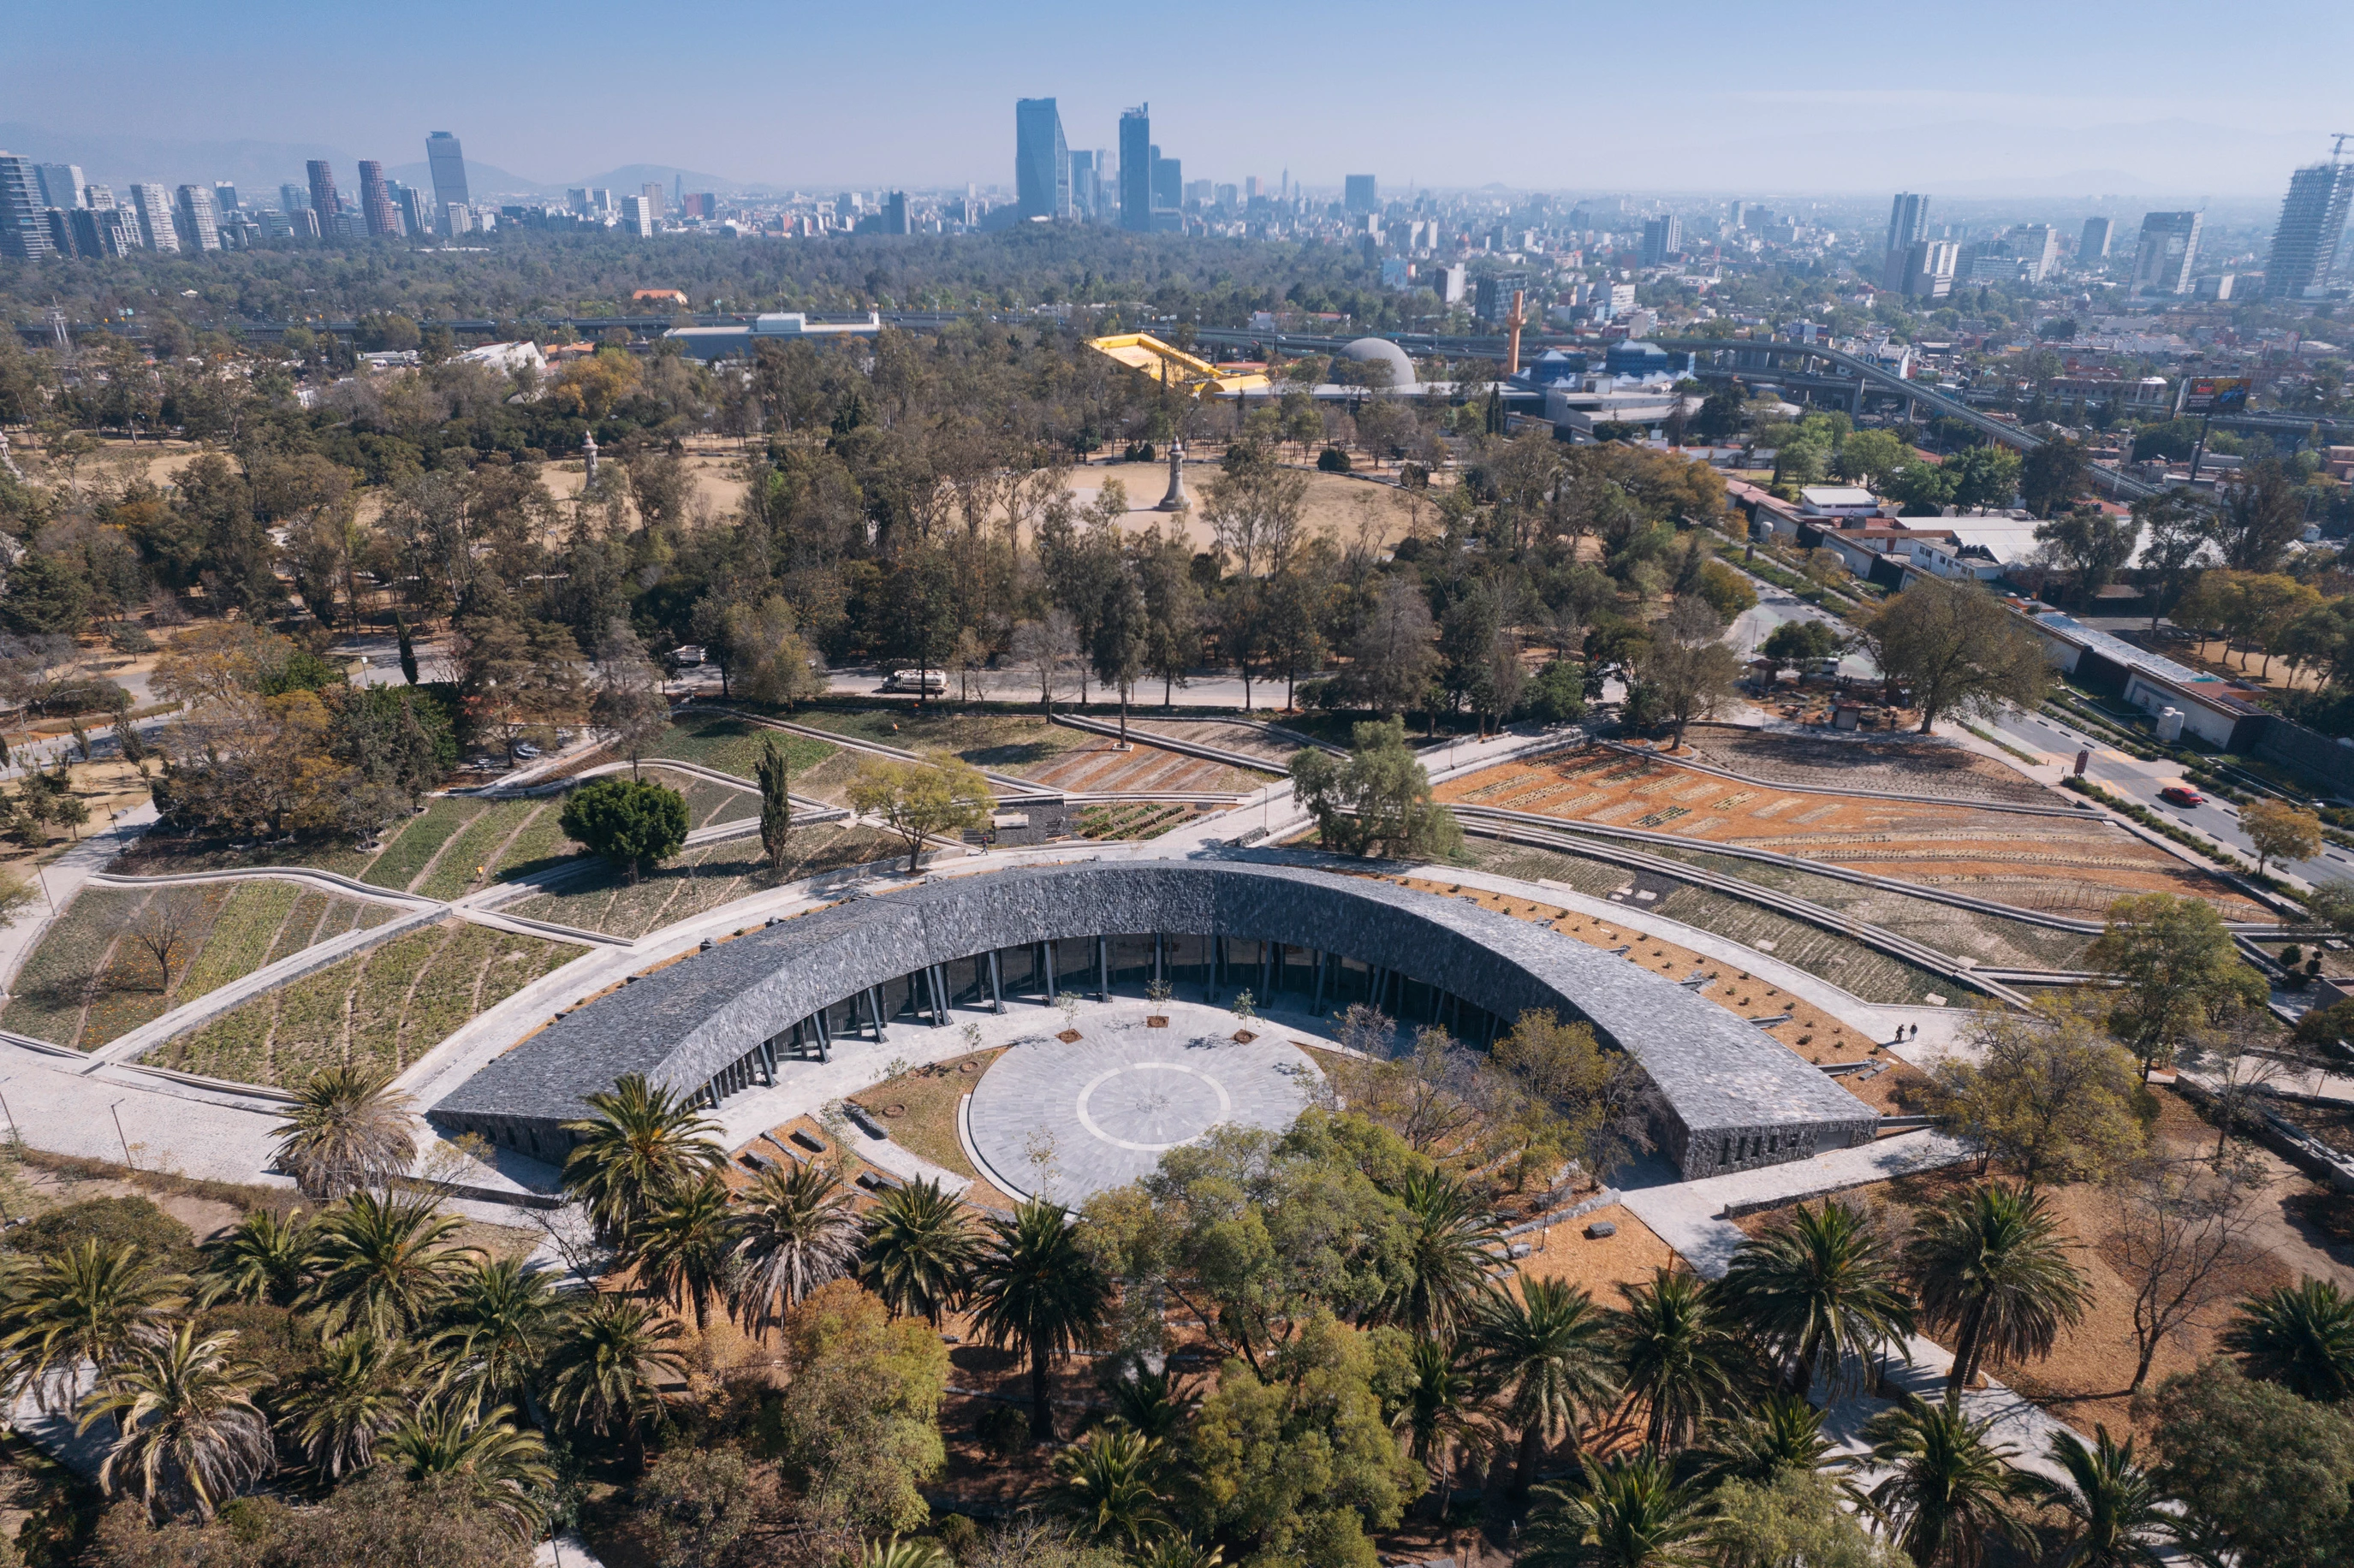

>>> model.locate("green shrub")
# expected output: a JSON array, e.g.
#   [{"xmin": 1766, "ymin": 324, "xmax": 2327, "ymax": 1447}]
[
  {"xmin": 7, "ymin": 1196, "xmax": 195, "ymax": 1269},
  {"xmin": 974, "ymin": 1403, "xmax": 1029, "ymax": 1459},
  {"xmin": 560, "ymin": 778, "xmax": 688, "ymax": 883},
  {"xmin": 1316, "ymin": 446, "xmax": 1352, "ymax": 472}
]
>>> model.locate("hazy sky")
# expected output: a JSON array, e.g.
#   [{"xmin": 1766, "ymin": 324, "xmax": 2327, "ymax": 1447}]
[{"xmin": 9, "ymin": 0, "xmax": 2347, "ymax": 197}]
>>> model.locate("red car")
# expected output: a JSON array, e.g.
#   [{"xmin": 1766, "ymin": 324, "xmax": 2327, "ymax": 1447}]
[{"xmin": 2159, "ymin": 785, "xmax": 2204, "ymax": 807}]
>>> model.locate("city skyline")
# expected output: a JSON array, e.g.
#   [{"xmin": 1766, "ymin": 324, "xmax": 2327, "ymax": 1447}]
[{"xmin": 3, "ymin": 0, "xmax": 2345, "ymax": 197}]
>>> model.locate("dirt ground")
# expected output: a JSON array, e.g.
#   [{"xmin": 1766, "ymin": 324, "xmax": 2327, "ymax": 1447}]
[
  {"xmin": 1025, "ymin": 734, "xmax": 1272, "ymax": 795},
  {"xmin": 1437, "ymin": 745, "xmax": 2268, "ymax": 923},
  {"xmin": 1065, "ymin": 460, "xmax": 1427, "ymax": 555},
  {"xmin": 540, "ymin": 448, "xmax": 751, "ymax": 521},
  {"xmin": 1680, "ymin": 723, "xmax": 2055, "ymax": 809},
  {"xmin": 1733, "ymin": 1089, "xmax": 2349, "ymax": 1440},
  {"xmin": 1513, "ymin": 1202, "xmax": 1680, "ymax": 1297}
]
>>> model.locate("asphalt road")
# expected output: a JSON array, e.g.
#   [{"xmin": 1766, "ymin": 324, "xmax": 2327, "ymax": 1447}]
[{"xmin": 1981, "ymin": 704, "xmax": 2354, "ymax": 891}]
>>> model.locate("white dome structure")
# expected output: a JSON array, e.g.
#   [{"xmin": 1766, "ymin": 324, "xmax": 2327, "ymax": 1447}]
[{"xmin": 1331, "ymin": 336, "xmax": 1417, "ymax": 391}]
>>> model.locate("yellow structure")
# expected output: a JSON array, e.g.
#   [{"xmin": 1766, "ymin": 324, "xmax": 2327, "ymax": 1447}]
[{"xmin": 1085, "ymin": 332, "xmax": 1271, "ymax": 397}]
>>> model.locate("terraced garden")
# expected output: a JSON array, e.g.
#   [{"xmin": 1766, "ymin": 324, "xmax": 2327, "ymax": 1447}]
[
  {"xmin": 652, "ymin": 710, "xmax": 835, "ymax": 779},
  {"xmin": 1, "ymin": 882, "xmax": 397, "ymax": 1050},
  {"xmin": 150, "ymin": 918, "xmax": 574, "ymax": 1086},
  {"xmin": 1462, "ymin": 838, "xmax": 1956, "ymax": 1007},
  {"xmin": 794, "ymin": 706, "xmax": 1085, "ymax": 776},
  {"xmin": 1073, "ymin": 801, "xmax": 1208, "ymax": 840},
  {"xmin": 499, "ymin": 822, "xmax": 904, "ymax": 939}
]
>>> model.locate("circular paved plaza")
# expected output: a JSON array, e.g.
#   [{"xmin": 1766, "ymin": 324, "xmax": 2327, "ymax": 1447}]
[{"xmin": 964, "ymin": 1011, "xmax": 1321, "ymax": 1203}]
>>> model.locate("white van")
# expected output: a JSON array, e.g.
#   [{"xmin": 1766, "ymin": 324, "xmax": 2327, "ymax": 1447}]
[{"xmin": 881, "ymin": 668, "xmax": 947, "ymax": 694}]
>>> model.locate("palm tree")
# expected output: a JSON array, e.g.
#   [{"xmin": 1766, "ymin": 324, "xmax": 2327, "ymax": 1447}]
[
  {"xmin": 2220, "ymin": 1275, "xmax": 2354, "ymax": 1404},
  {"xmin": 78, "ymin": 1322, "xmax": 270, "ymax": 1523},
  {"xmin": 541, "ymin": 1293, "xmax": 686, "ymax": 1469},
  {"xmin": 1133, "ymin": 1536, "xmax": 1226, "ymax": 1568},
  {"xmin": 1717, "ymin": 1199, "xmax": 1915, "ymax": 1398},
  {"xmin": 1471, "ymin": 1274, "xmax": 1621, "ymax": 1502},
  {"xmin": 860, "ymin": 1176, "xmax": 978, "ymax": 1326},
  {"xmin": 1902, "ymin": 1184, "xmax": 2091, "ymax": 1407},
  {"xmin": 1697, "ymin": 1393, "xmax": 1851, "ymax": 1494},
  {"xmin": 860, "ymin": 1536, "xmax": 954, "ymax": 1568},
  {"xmin": 1614, "ymin": 1268, "xmax": 1738, "ymax": 1452},
  {"xmin": 1863, "ymin": 1395, "xmax": 2029, "ymax": 1568},
  {"xmin": 282, "ymin": 1327, "xmax": 415, "ymax": 1481},
  {"xmin": 376, "ymin": 1399, "xmax": 554, "ymax": 1544},
  {"xmin": 729, "ymin": 1161, "xmax": 860, "ymax": 1335},
  {"xmin": 1392, "ymin": 1336, "xmax": 1485, "ymax": 1519},
  {"xmin": 1521, "ymin": 1452, "xmax": 1709, "ymax": 1568},
  {"xmin": 1, "ymin": 1241, "xmax": 181, "ymax": 1412},
  {"xmin": 1109, "ymin": 1365, "xmax": 1192, "ymax": 1440},
  {"xmin": 272, "ymin": 1066, "xmax": 418, "ymax": 1200},
  {"xmin": 430, "ymin": 1256, "xmax": 566, "ymax": 1411},
  {"xmin": 1055, "ymin": 1425, "xmax": 1169, "ymax": 1549},
  {"xmin": 561, "ymin": 1073, "xmax": 726, "ymax": 1249},
  {"xmin": 300, "ymin": 1190, "xmax": 472, "ymax": 1335},
  {"xmin": 196, "ymin": 1208, "xmax": 312, "ymax": 1308},
  {"xmin": 967, "ymin": 1198, "xmax": 1111, "ymax": 1444},
  {"xmin": 1381, "ymin": 1167, "xmax": 1507, "ymax": 1339},
  {"xmin": 2034, "ymin": 1426, "xmax": 2172, "ymax": 1568},
  {"xmin": 632, "ymin": 1174, "xmax": 737, "ymax": 1330}
]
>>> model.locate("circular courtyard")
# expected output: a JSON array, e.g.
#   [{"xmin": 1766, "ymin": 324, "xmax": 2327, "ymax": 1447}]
[{"xmin": 963, "ymin": 1007, "xmax": 1321, "ymax": 1203}]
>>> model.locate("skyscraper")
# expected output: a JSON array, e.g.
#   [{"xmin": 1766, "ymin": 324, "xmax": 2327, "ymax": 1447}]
[
  {"xmin": 34, "ymin": 163, "xmax": 84, "ymax": 210},
  {"xmin": 2131, "ymin": 211, "xmax": 2202, "ymax": 294},
  {"xmin": 2079, "ymin": 216, "xmax": 2113, "ymax": 262},
  {"xmin": 129, "ymin": 183, "xmax": 178, "ymax": 252},
  {"xmin": 425, "ymin": 131, "xmax": 470, "ymax": 217},
  {"xmin": 306, "ymin": 161, "xmax": 341, "ymax": 230},
  {"xmin": 1150, "ymin": 150, "xmax": 1180, "ymax": 213},
  {"xmin": 173, "ymin": 184, "xmax": 221, "ymax": 252},
  {"xmin": 883, "ymin": 191, "xmax": 909, "ymax": 235},
  {"xmin": 1344, "ymin": 175, "xmax": 1377, "ymax": 213},
  {"xmin": 1014, "ymin": 98, "xmax": 1070, "ymax": 220},
  {"xmin": 641, "ymin": 181, "xmax": 666, "ymax": 221},
  {"xmin": 621, "ymin": 194, "xmax": 653, "ymax": 237},
  {"xmin": 2263, "ymin": 155, "xmax": 2354, "ymax": 300},
  {"xmin": 392, "ymin": 182, "xmax": 431, "ymax": 238},
  {"xmin": 1119, "ymin": 105, "xmax": 1152, "ymax": 233},
  {"xmin": 1895, "ymin": 240, "xmax": 1958, "ymax": 300},
  {"xmin": 1641, "ymin": 214, "xmax": 1682, "ymax": 266},
  {"xmin": 0, "ymin": 154, "xmax": 55, "ymax": 258},
  {"xmin": 1881, "ymin": 192, "xmax": 1930, "ymax": 288},
  {"xmin": 2013, "ymin": 223, "xmax": 2058, "ymax": 282},
  {"xmin": 357, "ymin": 161, "xmax": 401, "ymax": 237},
  {"xmin": 1068, "ymin": 150, "xmax": 1097, "ymax": 221},
  {"xmin": 280, "ymin": 181, "xmax": 311, "ymax": 214}
]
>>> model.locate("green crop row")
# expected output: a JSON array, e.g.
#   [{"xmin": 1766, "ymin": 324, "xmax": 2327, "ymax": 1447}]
[{"xmin": 360, "ymin": 799, "xmax": 482, "ymax": 892}]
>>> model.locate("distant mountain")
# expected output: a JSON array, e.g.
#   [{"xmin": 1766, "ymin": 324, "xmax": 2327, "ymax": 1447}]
[
  {"xmin": 0, "ymin": 122, "xmax": 349, "ymax": 197},
  {"xmin": 382, "ymin": 160, "xmax": 563, "ymax": 199}
]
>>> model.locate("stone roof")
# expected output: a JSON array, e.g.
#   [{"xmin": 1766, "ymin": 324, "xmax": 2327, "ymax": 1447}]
[{"xmin": 429, "ymin": 860, "xmax": 1875, "ymax": 1178}]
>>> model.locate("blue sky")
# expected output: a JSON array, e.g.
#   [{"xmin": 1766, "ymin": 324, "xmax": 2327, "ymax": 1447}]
[{"xmin": 7, "ymin": 0, "xmax": 2347, "ymax": 196}]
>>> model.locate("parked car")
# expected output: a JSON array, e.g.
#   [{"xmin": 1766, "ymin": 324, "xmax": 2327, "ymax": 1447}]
[
  {"xmin": 882, "ymin": 669, "xmax": 947, "ymax": 694},
  {"xmin": 514, "ymin": 742, "xmax": 542, "ymax": 759},
  {"xmin": 2159, "ymin": 785, "xmax": 2203, "ymax": 807}
]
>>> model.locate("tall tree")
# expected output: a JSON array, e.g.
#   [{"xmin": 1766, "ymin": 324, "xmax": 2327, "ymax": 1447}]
[
  {"xmin": 541, "ymin": 1295, "xmax": 686, "ymax": 1470},
  {"xmin": 590, "ymin": 618, "xmax": 670, "ymax": 779},
  {"xmin": 271, "ymin": 1066, "xmax": 419, "ymax": 1201},
  {"xmin": 1717, "ymin": 1200, "xmax": 1914, "ymax": 1398},
  {"xmin": 2083, "ymin": 894, "xmax": 2267, "ymax": 1078},
  {"xmin": 1377, "ymin": 1167, "xmax": 1506, "ymax": 1339},
  {"xmin": 1091, "ymin": 561, "xmax": 1149, "ymax": 743},
  {"xmin": 2220, "ymin": 1277, "xmax": 2354, "ymax": 1405},
  {"xmin": 1863, "ymin": 1397, "xmax": 2029, "ymax": 1568},
  {"xmin": 559, "ymin": 1072, "xmax": 727, "ymax": 1250},
  {"xmin": 1860, "ymin": 576, "xmax": 2048, "ymax": 734},
  {"xmin": 1471, "ymin": 1276, "xmax": 1621, "ymax": 1500},
  {"xmin": 1520, "ymin": 1452, "xmax": 1709, "ymax": 1568},
  {"xmin": 1289, "ymin": 716, "xmax": 1463, "ymax": 861},
  {"xmin": 1348, "ymin": 576, "xmax": 1440, "ymax": 720},
  {"xmin": 755, "ymin": 733, "xmax": 795, "ymax": 873},
  {"xmin": 2131, "ymin": 487, "xmax": 2214, "ymax": 631},
  {"xmin": 631, "ymin": 1174, "xmax": 738, "ymax": 1331},
  {"xmin": 859, "ymin": 1176, "xmax": 978, "ymax": 1326},
  {"xmin": 2033, "ymin": 504, "xmax": 2141, "ymax": 608},
  {"xmin": 729, "ymin": 1161, "xmax": 861, "ymax": 1335},
  {"xmin": 2020, "ymin": 439, "xmax": 2090, "ymax": 519},
  {"xmin": 79, "ymin": 1322, "xmax": 273, "ymax": 1523},
  {"xmin": 1901, "ymin": 1184, "xmax": 2092, "ymax": 1406},
  {"xmin": 1614, "ymin": 1268, "xmax": 1739, "ymax": 1452},
  {"xmin": 2214, "ymin": 456, "xmax": 2308, "ymax": 572},
  {"xmin": 967, "ymin": 1198, "xmax": 1112, "ymax": 1443},
  {"xmin": 2032, "ymin": 1426, "xmax": 2174, "ymax": 1568},
  {"xmin": 845, "ymin": 755, "xmax": 994, "ymax": 874}
]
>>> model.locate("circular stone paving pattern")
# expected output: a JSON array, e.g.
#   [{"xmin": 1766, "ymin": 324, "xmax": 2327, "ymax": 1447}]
[{"xmin": 965, "ymin": 1015, "xmax": 1320, "ymax": 1204}]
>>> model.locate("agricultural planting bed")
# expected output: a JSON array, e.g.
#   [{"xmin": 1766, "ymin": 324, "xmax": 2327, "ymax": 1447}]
[
  {"xmin": 1025, "ymin": 734, "xmax": 1270, "ymax": 795},
  {"xmin": 500, "ymin": 822, "xmax": 904, "ymax": 940},
  {"xmin": 1, "ymin": 882, "xmax": 395, "ymax": 1050},
  {"xmin": 1440, "ymin": 744, "xmax": 2265, "ymax": 922},
  {"xmin": 1073, "ymin": 801, "xmax": 1208, "ymax": 840},
  {"xmin": 1460, "ymin": 839, "xmax": 1953, "ymax": 1008},
  {"xmin": 150, "ymin": 917, "xmax": 572, "ymax": 1086},
  {"xmin": 1680, "ymin": 722, "xmax": 2054, "ymax": 807},
  {"xmin": 1124, "ymin": 717, "xmax": 1307, "ymax": 767},
  {"xmin": 652, "ymin": 710, "xmax": 835, "ymax": 781}
]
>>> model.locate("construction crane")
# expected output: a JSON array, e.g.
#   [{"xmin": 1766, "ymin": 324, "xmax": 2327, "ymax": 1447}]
[
  {"xmin": 2334, "ymin": 132, "xmax": 2352, "ymax": 161},
  {"xmin": 1085, "ymin": 332, "xmax": 1271, "ymax": 397}
]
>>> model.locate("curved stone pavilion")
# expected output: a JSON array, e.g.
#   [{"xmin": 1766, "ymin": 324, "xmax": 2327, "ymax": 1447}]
[{"xmin": 429, "ymin": 861, "xmax": 1878, "ymax": 1181}]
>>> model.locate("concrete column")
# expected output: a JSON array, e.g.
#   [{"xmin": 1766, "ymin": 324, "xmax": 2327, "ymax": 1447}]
[
  {"xmin": 1097, "ymin": 936, "xmax": 1109, "ymax": 1000},
  {"xmin": 1311, "ymin": 951, "xmax": 1328, "ymax": 1014},
  {"xmin": 987, "ymin": 950, "xmax": 1003, "ymax": 1013},
  {"xmin": 1043, "ymin": 941, "xmax": 1056, "ymax": 1002}
]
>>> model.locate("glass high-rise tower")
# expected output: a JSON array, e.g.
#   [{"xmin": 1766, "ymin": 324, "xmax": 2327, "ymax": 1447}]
[
  {"xmin": 1014, "ymin": 98, "xmax": 1069, "ymax": 221},
  {"xmin": 426, "ymin": 132, "xmax": 470, "ymax": 232},
  {"xmin": 2264, "ymin": 157, "xmax": 2354, "ymax": 300},
  {"xmin": 1119, "ymin": 105, "xmax": 1152, "ymax": 233}
]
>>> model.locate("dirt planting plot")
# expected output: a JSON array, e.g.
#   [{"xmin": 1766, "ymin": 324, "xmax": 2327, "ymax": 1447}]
[
  {"xmin": 152, "ymin": 917, "xmax": 572, "ymax": 1086},
  {"xmin": 1028, "ymin": 735, "xmax": 1270, "ymax": 795},
  {"xmin": 502, "ymin": 822, "xmax": 906, "ymax": 939},
  {"xmin": 1682, "ymin": 723, "xmax": 2054, "ymax": 806},
  {"xmin": 0, "ymin": 883, "xmax": 393, "ymax": 1050},
  {"xmin": 1123, "ymin": 718, "xmax": 1307, "ymax": 767},
  {"xmin": 1459, "ymin": 838, "xmax": 1956, "ymax": 1007},
  {"xmin": 1441, "ymin": 745, "xmax": 2264, "ymax": 922},
  {"xmin": 654, "ymin": 712, "xmax": 835, "ymax": 781},
  {"xmin": 797, "ymin": 709, "xmax": 1084, "ymax": 776}
]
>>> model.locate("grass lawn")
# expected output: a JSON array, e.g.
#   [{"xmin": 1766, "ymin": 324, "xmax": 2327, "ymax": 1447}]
[
  {"xmin": 152, "ymin": 917, "xmax": 574, "ymax": 1086},
  {"xmin": 850, "ymin": 1048, "xmax": 1003, "ymax": 1182},
  {"xmin": 654, "ymin": 710, "xmax": 834, "ymax": 780},
  {"xmin": 795, "ymin": 708, "xmax": 1084, "ymax": 776},
  {"xmin": 502, "ymin": 823, "xmax": 904, "ymax": 939},
  {"xmin": 0, "ymin": 882, "xmax": 394, "ymax": 1050}
]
